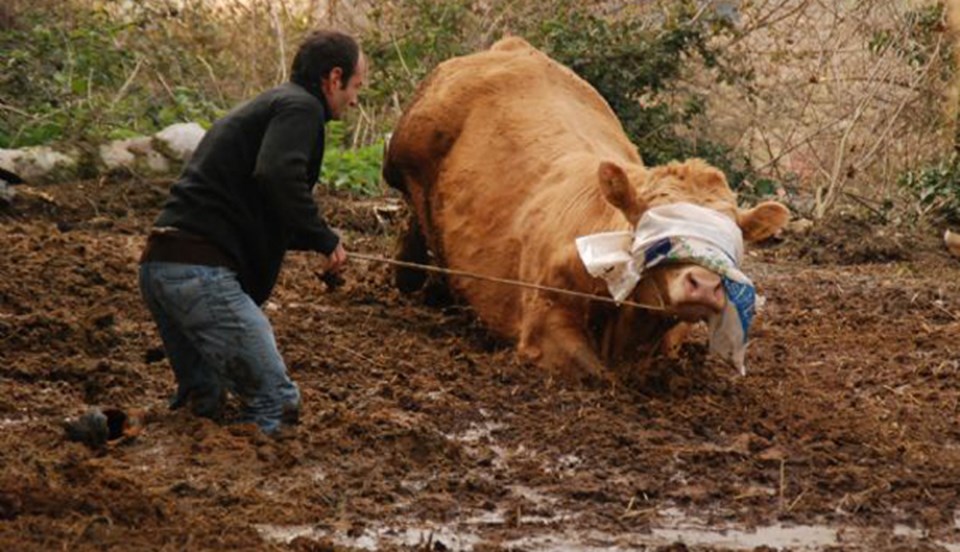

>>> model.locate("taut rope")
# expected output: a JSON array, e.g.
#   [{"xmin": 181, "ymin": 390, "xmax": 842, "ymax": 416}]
[{"xmin": 346, "ymin": 252, "xmax": 667, "ymax": 312}]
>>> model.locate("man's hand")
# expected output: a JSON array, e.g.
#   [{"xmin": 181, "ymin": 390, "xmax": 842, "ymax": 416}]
[
  {"xmin": 316, "ymin": 243, "xmax": 347, "ymax": 291},
  {"xmin": 326, "ymin": 242, "xmax": 347, "ymax": 273}
]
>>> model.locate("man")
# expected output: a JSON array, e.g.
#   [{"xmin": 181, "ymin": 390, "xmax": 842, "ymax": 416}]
[{"xmin": 139, "ymin": 29, "xmax": 366, "ymax": 434}]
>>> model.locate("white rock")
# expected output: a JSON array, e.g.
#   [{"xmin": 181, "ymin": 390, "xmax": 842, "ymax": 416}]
[
  {"xmin": 0, "ymin": 181, "xmax": 14, "ymax": 204},
  {"xmin": 144, "ymin": 149, "xmax": 171, "ymax": 173},
  {"xmin": 125, "ymin": 136, "xmax": 154, "ymax": 156},
  {"xmin": 99, "ymin": 140, "xmax": 137, "ymax": 170},
  {"xmin": 153, "ymin": 122, "xmax": 206, "ymax": 162},
  {"xmin": 99, "ymin": 136, "xmax": 170, "ymax": 173},
  {"xmin": 0, "ymin": 146, "xmax": 76, "ymax": 181},
  {"xmin": 0, "ymin": 149, "xmax": 21, "ymax": 174}
]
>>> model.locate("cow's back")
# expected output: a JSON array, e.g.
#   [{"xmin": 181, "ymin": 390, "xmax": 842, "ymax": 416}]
[{"xmin": 386, "ymin": 38, "xmax": 641, "ymax": 336}]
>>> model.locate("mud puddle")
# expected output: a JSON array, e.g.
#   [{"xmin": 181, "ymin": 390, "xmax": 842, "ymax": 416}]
[{"xmin": 258, "ymin": 509, "xmax": 960, "ymax": 551}]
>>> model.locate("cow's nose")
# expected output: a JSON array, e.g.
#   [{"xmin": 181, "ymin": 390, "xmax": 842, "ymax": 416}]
[{"xmin": 683, "ymin": 269, "xmax": 724, "ymax": 309}]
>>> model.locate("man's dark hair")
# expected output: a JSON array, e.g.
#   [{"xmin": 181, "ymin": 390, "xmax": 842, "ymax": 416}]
[{"xmin": 291, "ymin": 30, "xmax": 360, "ymax": 94}]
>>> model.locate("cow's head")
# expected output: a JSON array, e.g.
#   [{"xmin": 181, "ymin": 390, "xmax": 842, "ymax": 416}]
[{"xmin": 597, "ymin": 159, "xmax": 789, "ymax": 321}]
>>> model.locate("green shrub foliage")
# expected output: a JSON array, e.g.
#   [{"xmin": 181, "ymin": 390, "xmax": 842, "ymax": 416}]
[
  {"xmin": 4, "ymin": 0, "xmax": 764, "ymax": 195},
  {"xmin": 321, "ymin": 121, "xmax": 385, "ymax": 196},
  {"xmin": 362, "ymin": 0, "xmax": 761, "ymax": 190},
  {"xmin": 899, "ymin": 153, "xmax": 960, "ymax": 223},
  {"xmin": 0, "ymin": 4, "xmax": 225, "ymax": 149}
]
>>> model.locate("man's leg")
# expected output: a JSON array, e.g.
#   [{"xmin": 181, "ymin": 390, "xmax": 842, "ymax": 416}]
[
  {"xmin": 224, "ymin": 302, "xmax": 301, "ymax": 432},
  {"xmin": 141, "ymin": 262, "xmax": 299, "ymax": 433},
  {"xmin": 139, "ymin": 263, "xmax": 225, "ymax": 418},
  {"xmin": 201, "ymin": 269, "xmax": 300, "ymax": 433}
]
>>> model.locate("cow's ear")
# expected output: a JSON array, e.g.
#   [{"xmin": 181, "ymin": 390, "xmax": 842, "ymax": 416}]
[
  {"xmin": 598, "ymin": 161, "xmax": 644, "ymax": 226},
  {"xmin": 737, "ymin": 201, "xmax": 791, "ymax": 242}
]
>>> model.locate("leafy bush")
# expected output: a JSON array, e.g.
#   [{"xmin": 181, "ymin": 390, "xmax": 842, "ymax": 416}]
[
  {"xmin": 889, "ymin": 3, "xmax": 960, "ymax": 224},
  {"xmin": 0, "ymin": 2, "xmax": 226, "ymax": 149},
  {"xmin": 1, "ymin": 0, "xmax": 390, "ymax": 196},
  {"xmin": 321, "ymin": 121, "xmax": 385, "ymax": 196},
  {"xmin": 533, "ymin": 1, "xmax": 759, "ymax": 189},
  {"xmin": 1, "ymin": 0, "xmax": 776, "ymax": 198},
  {"xmin": 361, "ymin": 0, "xmax": 477, "ymax": 121},
  {"xmin": 898, "ymin": 153, "xmax": 960, "ymax": 223},
  {"xmin": 1, "ymin": 7, "xmax": 129, "ymax": 146},
  {"xmin": 361, "ymin": 0, "xmax": 763, "ymax": 191}
]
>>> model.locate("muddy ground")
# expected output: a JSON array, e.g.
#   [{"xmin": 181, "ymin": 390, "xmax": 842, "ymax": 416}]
[{"xmin": 1, "ymin": 176, "xmax": 959, "ymax": 552}]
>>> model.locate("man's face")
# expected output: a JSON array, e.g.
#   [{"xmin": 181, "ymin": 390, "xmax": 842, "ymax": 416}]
[{"xmin": 322, "ymin": 53, "xmax": 367, "ymax": 120}]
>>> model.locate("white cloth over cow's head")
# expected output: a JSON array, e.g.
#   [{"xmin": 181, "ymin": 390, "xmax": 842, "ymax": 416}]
[{"xmin": 576, "ymin": 202, "xmax": 756, "ymax": 375}]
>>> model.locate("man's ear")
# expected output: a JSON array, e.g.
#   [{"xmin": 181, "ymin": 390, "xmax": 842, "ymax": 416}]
[
  {"xmin": 323, "ymin": 67, "xmax": 343, "ymax": 91},
  {"xmin": 598, "ymin": 161, "xmax": 645, "ymax": 226},
  {"xmin": 737, "ymin": 201, "xmax": 791, "ymax": 242}
]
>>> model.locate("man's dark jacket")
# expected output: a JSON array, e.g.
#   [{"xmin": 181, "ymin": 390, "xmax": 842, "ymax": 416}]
[{"xmin": 153, "ymin": 82, "xmax": 339, "ymax": 304}]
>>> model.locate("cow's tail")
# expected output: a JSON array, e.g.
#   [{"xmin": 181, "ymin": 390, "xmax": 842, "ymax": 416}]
[{"xmin": 382, "ymin": 138, "xmax": 407, "ymax": 195}]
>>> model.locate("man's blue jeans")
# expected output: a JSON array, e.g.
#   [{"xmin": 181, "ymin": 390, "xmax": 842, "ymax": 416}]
[{"xmin": 139, "ymin": 262, "xmax": 300, "ymax": 434}]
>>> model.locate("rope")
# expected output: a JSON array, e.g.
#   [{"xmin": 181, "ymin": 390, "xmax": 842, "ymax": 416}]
[{"xmin": 347, "ymin": 251, "xmax": 668, "ymax": 312}]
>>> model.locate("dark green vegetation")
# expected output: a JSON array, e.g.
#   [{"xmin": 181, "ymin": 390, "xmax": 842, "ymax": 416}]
[
  {"xmin": 0, "ymin": 0, "xmax": 762, "ymax": 196},
  {"xmin": 362, "ymin": 0, "xmax": 767, "ymax": 191},
  {"xmin": 1, "ymin": 0, "xmax": 958, "ymax": 214}
]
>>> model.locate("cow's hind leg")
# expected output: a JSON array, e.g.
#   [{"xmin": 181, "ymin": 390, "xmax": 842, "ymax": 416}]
[{"xmin": 393, "ymin": 213, "xmax": 430, "ymax": 293}]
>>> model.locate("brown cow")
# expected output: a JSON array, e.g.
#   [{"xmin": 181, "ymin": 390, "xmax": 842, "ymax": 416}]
[{"xmin": 384, "ymin": 37, "xmax": 789, "ymax": 382}]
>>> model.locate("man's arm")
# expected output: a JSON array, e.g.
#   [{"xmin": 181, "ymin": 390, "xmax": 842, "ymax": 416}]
[{"xmin": 253, "ymin": 93, "xmax": 340, "ymax": 255}]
